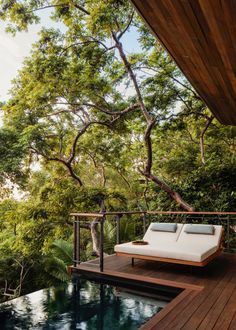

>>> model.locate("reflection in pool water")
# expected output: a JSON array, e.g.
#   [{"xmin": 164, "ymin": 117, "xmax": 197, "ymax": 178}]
[{"xmin": 0, "ymin": 278, "xmax": 172, "ymax": 329}]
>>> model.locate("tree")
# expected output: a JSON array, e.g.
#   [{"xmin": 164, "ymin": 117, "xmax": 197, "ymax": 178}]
[{"xmin": 1, "ymin": 0, "xmax": 200, "ymax": 210}]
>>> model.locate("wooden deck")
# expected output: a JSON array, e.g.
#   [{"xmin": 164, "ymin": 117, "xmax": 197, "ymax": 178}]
[{"xmin": 70, "ymin": 253, "xmax": 236, "ymax": 329}]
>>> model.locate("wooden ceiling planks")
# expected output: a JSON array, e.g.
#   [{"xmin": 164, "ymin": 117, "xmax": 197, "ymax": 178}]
[{"xmin": 131, "ymin": 0, "xmax": 236, "ymax": 125}]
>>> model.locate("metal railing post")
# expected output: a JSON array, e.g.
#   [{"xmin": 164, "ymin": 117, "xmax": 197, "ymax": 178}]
[
  {"xmin": 77, "ymin": 217, "xmax": 80, "ymax": 266},
  {"xmin": 143, "ymin": 212, "xmax": 147, "ymax": 235},
  {"xmin": 73, "ymin": 216, "xmax": 81, "ymax": 267},
  {"xmin": 73, "ymin": 216, "xmax": 77, "ymax": 267},
  {"xmin": 116, "ymin": 214, "xmax": 123, "ymax": 245},
  {"xmin": 100, "ymin": 216, "xmax": 105, "ymax": 272},
  {"xmin": 227, "ymin": 216, "xmax": 230, "ymax": 252}
]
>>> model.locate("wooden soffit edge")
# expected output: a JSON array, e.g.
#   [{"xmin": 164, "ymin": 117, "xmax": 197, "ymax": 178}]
[{"xmin": 131, "ymin": 0, "xmax": 236, "ymax": 125}]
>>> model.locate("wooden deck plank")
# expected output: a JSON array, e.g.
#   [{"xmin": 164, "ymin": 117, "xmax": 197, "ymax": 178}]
[
  {"xmin": 229, "ymin": 312, "xmax": 236, "ymax": 330},
  {"xmin": 181, "ymin": 272, "xmax": 234, "ymax": 329},
  {"xmin": 198, "ymin": 276, "xmax": 236, "ymax": 329},
  {"xmin": 71, "ymin": 253, "xmax": 236, "ymax": 329},
  {"xmin": 150, "ymin": 265, "xmax": 230, "ymax": 329},
  {"xmin": 140, "ymin": 289, "xmax": 196, "ymax": 330},
  {"xmin": 142, "ymin": 289, "xmax": 199, "ymax": 329},
  {"xmin": 214, "ymin": 286, "xmax": 236, "ymax": 330}
]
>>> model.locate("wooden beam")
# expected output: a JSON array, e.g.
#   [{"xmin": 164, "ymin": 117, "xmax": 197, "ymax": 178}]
[
  {"xmin": 116, "ymin": 249, "xmax": 222, "ymax": 267},
  {"xmin": 131, "ymin": 0, "xmax": 236, "ymax": 125}
]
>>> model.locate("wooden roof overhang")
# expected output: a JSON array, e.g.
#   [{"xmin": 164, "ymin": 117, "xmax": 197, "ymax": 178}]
[{"xmin": 131, "ymin": 0, "xmax": 236, "ymax": 125}]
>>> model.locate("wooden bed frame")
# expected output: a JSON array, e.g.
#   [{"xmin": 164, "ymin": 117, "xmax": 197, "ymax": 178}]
[{"xmin": 116, "ymin": 229, "xmax": 224, "ymax": 267}]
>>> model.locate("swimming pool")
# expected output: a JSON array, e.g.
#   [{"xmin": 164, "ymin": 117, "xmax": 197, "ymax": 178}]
[{"xmin": 0, "ymin": 278, "xmax": 179, "ymax": 329}]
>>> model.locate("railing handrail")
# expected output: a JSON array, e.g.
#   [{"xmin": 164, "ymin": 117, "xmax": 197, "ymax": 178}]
[
  {"xmin": 71, "ymin": 211, "xmax": 236, "ymax": 217},
  {"xmin": 70, "ymin": 212, "xmax": 105, "ymax": 218}
]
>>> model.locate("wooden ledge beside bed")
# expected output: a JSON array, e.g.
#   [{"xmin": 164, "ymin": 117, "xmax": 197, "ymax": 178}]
[{"xmin": 115, "ymin": 223, "xmax": 224, "ymax": 267}]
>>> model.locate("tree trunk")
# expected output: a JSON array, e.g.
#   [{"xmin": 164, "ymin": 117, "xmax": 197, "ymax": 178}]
[
  {"xmin": 90, "ymin": 199, "xmax": 106, "ymax": 257},
  {"xmin": 113, "ymin": 31, "xmax": 194, "ymax": 212},
  {"xmin": 141, "ymin": 119, "xmax": 194, "ymax": 211},
  {"xmin": 91, "ymin": 220, "xmax": 101, "ymax": 256},
  {"xmin": 141, "ymin": 170, "xmax": 194, "ymax": 212},
  {"xmin": 200, "ymin": 115, "xmax": 214, "ymax": 165}
]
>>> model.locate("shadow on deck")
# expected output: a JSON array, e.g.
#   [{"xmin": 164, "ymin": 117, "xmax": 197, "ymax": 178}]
[{"xmin": 70, "ymin": 253, "xmax": 236, "ymax": 329}]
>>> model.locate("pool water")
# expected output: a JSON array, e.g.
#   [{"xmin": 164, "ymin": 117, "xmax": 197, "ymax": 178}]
[{"xmin": 0, "ymin": 278, "xmax": 176, "ymax": 329}]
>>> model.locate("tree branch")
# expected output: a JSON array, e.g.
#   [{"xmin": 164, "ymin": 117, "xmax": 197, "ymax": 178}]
[
  {"xmin": 117, "ymin": 11, "xmax": 134, "ymax": 40},
  {"xmin": 28, "ymin": 3, "xmax": 90, "ymax": 15},
  {"xmin": 116, "ymin": 168, "xmax": 131, "ymax": 188},
  {"xmin": 30, "ymin": 146, "xmax": 84, "ymax": 186},
  {"xmin": 112, "ymin": 31, "xmax": 153, "ymax": 123},
  {"xmin": 87, "ymin": 36, "xmax": 115, "ymax": 51},
  {"xmin": 139, "ymin": 170, "xmax": 194, "ymax": 211},
  {"xmin": 82, "ymin": 102, "xmax": 140, "ymax": 116},
  {"xmin": 60, "ymin": 39, "xmax": 115, "ymax": 56},
  {"xmin": 54, "ymin": 102, "xmax": 139, "ymax": 116},
  {"xmin": 67, "ymin": 122, "xmax": 93, "ymax": 164},
  {"xmin": 139, "ymin": 118, "xmax": 194, "ymax": 212},
  {"xmin": 136, "ymin": 63, "xmax": 200, "ymax": 99},
  {"xmin": 73, "ymin": 3, "xmax": 90, "ymax": 15},
  {"xmin": 144, "ymin": 119, "xmax": 156, "ymax": 173},
  {"xmin": 101, "ymin": 165, "xmax": 106, "ymax": 188},
  {"xmin": 67, "ymin": 121, "xmax": 111, "ymax": 164},
  {"xmin": 30, "ymin": 117, "xmax": 115, "ymax": 187},
  {"xmin": 200, "ymin": 115, "xmax": 214, "ymax": 165}
]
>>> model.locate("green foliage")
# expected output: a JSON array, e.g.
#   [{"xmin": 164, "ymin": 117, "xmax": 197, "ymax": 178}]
[
  {"xmin": 180, "ymin": 162, "xmax": 236, "ymax": 211},
  {"xmin": 0, "ymin": 0, "xmax": 235, "ymax": 302},
  {"xmin": 0, "ymin": 128, "xmax": 27, "ymax": 186},
  {"xmin": 42, "ymin": 240, "xmax": 73, "ymax": 284}
]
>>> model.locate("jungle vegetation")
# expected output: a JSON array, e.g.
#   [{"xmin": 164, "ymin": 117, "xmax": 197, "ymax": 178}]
[{"xmin": 0, "ymin": 0, "xmax": 235, "ymax": 301}]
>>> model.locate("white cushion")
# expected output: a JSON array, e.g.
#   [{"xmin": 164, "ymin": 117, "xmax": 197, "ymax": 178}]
[
  {"xmin": 115, "ymin": 242, "xmax": 156, "ymax": 255},
  {"xmin": 115, "ymin": 223, "xmax": 223, "ymax": 263},
  {"xmin": 114, "ymin": 241, "xmax": 218, "ymax": 262},
  {"xmin": 151, "ymin": 242, "xmax": 218, "ymax": 262}
]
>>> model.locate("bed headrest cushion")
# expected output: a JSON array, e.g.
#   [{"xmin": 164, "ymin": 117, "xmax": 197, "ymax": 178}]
[
  {"xmin": 150, "ymin": 222, "xmax": 177, "ymax": 233},
  {"xmin": 184, "ymin": 224, "xmax": 215, "ymax": 235}
]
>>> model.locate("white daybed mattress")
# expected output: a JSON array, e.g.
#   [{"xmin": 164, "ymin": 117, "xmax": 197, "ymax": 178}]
[{"xmin": 114, "ymin": 224, "xmax": 223, "ymax": 263}]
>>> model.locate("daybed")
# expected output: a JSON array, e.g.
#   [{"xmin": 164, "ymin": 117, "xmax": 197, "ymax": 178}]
[{"xmin": 114, "ymin": 223, "xmax": 224, "ymax": 267}]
